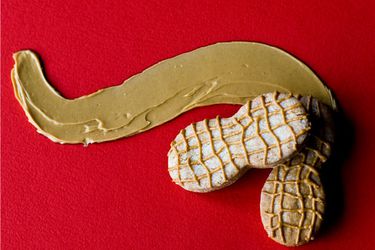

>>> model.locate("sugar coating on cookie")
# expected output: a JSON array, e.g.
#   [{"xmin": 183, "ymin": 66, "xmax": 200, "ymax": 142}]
[
  {"xmin": 260, "ymin": 97, "xmax": 334, "ymax": 246},
  {"xmin": 168, "ymin": 92, "xmax": 310, "ymax": 192}
]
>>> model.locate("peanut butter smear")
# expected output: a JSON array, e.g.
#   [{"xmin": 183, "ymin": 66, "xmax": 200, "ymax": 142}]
[{"xmin": 11, "ymin": 42, "xmax": 336, "ymax": 144}]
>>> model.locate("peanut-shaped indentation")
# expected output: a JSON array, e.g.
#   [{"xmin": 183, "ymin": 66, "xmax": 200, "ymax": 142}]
[
  {"xmin": 260, "ymin": 97, "xmax": 334, "ymax": 246},
  {"xmin": 168, "ymin": 92, "xmax": 311, "ymax": 192}
]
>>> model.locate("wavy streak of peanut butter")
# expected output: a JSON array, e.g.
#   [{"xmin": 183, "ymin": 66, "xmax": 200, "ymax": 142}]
[{"xmin": 11, "ymin": 42, "xmax": 335, "ymax": 144}]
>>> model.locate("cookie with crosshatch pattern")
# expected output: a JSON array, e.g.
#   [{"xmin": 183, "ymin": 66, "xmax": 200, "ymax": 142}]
[
  {"xmin": 168, "ymin": 92, "xmax": 311, "ymax": 192},
  {"xmin": 260, "ymin": 96, "xmax": 335, "ymax": 246}
]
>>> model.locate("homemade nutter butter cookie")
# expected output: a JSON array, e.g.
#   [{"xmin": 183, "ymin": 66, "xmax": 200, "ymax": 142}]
[
  {"xmin": 168, "ymin": 92, "xmax": 311, "ymax": 192},
  {"xmin": 260, "ymin": 97, "xmax": 334, "ymax": 247}
]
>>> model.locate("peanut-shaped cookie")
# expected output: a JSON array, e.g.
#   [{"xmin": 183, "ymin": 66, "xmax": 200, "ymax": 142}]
[
  {"xmin": 168, "ymin": 92, "xmax": 310, "ymax": 192},
  {"xmin": 260, "ymin": 97, "xmax": 334, "ymax": 246}
]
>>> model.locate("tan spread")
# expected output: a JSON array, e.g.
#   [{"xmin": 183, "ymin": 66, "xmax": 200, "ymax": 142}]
[{"xmin": 11, "ymin": 42, "xmax": 336, "ymax": 144}]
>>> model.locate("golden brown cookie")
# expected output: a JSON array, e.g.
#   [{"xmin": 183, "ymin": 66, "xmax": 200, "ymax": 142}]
[
  {"xmin": 260, "ymin": 97, "xmax": 335, "ymax": 246},
  {"xmin": 168, "ymin": 92, "xmax": 311, "ymax": 192}
]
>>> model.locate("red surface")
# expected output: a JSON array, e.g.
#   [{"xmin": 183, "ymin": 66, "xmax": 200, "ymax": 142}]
[{"xmin": 2, "ymin": 1, "xmax": 375, "ymax": 249}]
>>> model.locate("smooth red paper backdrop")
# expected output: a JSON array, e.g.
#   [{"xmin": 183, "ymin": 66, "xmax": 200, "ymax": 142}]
[{"xmin": 2, "ymin": 1, "xmax": 375, "ymax": 249}]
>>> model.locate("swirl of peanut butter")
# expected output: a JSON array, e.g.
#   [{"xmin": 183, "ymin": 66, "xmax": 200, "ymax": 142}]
[{"xmin": 11, "ymin": 42, "xmax": 336, "ymax": 144}]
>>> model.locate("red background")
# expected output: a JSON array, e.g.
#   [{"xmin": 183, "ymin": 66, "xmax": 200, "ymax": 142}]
[{"xmin": 2, "ymin": 1, "xmax": 375, "ymax": 249}]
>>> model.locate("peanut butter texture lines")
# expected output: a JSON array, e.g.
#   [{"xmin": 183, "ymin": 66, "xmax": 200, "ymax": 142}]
[{"xmin": 11, "ymin": 42, "xmax": 335, "ymax": 144}]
